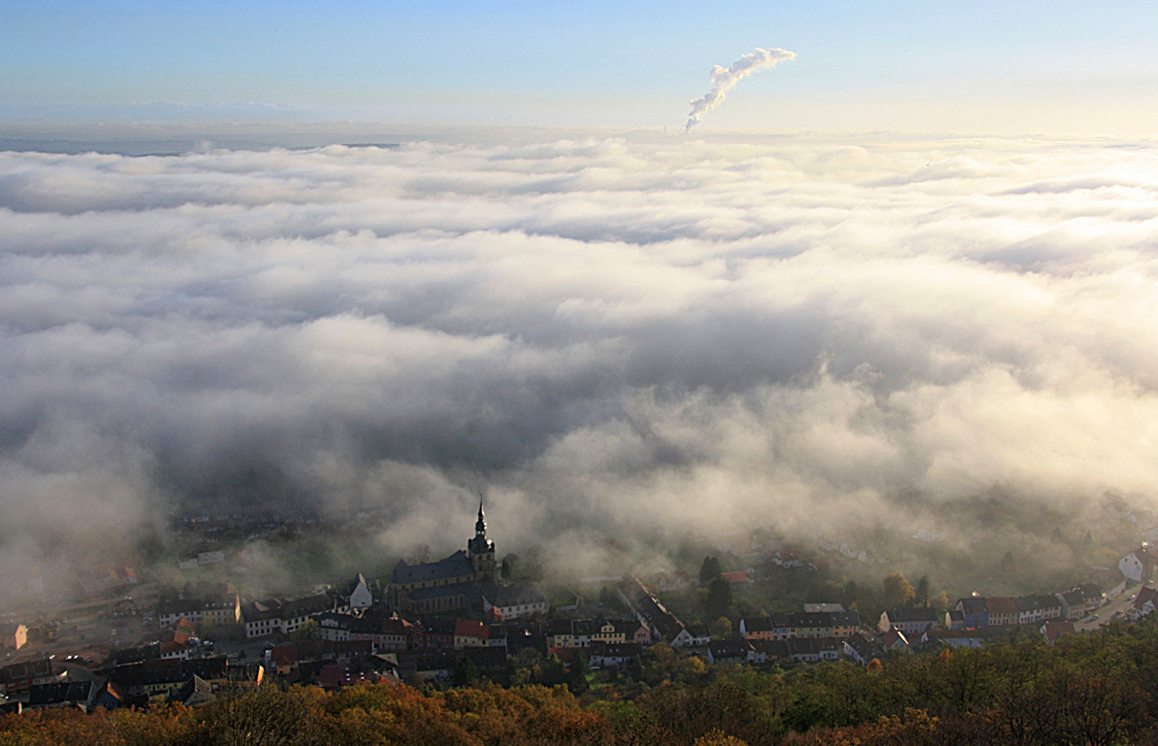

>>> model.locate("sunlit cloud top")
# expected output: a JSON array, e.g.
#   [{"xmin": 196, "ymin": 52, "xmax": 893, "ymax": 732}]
[{"xmin": 2, "ymin": 134, "xmax": 1157, "ymax": 571}]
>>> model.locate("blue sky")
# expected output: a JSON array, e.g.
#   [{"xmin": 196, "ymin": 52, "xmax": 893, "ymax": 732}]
[{"xmin": 3, "ymin": 0, "xmax": 1158, "ymax": 132}]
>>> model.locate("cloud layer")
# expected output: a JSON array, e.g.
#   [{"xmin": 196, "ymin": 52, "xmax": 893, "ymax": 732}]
[{"xmin": 2, "ymin": 133, "xmax": 1158, "ymax": 574}]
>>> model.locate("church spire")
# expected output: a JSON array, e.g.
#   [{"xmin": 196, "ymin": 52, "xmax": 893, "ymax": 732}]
[{"xmin": 475, "ymin": 501, "xmax": 487, "ymax": 537}]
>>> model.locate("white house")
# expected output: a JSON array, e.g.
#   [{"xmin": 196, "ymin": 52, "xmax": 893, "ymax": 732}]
[
  {"xmin": 346, "ymin": 574, "xmax": 373, "ymax": 610},
  {"xmin": 1119, "ymin": 549, "xmax": 1153, "ymax": 584}
]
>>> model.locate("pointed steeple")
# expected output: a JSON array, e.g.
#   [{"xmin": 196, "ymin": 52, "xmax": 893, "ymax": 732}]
[{"xmin": 475, "ymin": 501, "xmax": 487, "ymax": 537}]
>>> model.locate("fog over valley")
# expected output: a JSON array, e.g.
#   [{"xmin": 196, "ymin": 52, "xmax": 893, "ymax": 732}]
[{"xmin": 2, "ymin": 132, "xmax": 1157, "ymax": 595}]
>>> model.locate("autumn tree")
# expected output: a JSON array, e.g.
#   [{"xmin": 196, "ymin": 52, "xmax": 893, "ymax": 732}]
[{"xmin": 881, "ymin": 573, "xmax": 915, "ymax": 609}]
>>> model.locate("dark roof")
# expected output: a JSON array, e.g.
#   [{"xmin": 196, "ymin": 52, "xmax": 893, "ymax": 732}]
[
  {"xmin": 789, "ymin": 637, "xmax": 818, "ymax": 655},
  {"xmin": 418, "ymin": 618, "xmax": 457, "ymax": 636},
  {"xmin": 27, "ymin": 681, "xmax": 90, "ymax": 706},
  {"xmin": 110, "ymin": 659, "xmax": 184, "ymax": 688},
  {"xmin": 884, "ymin": 607, "xmax": 939, "ymax": 624},
  {"xmin": 686, "ymin": 622, "xmax": 709, "ymax": 637},
  {"xmin": 279, "ymin": 593, "xmax": 337, "ymax": 619},
  {"xmin": 408, "ymin": 581, "xmax": 482, "ymax": 603},
  {"xmin": 832, "ymin": 611, "xmax": 860, "ymax": 627},
  {"xmin": 958, "ymin": 597, "xmax": 989, "ymax": 616},
  {"xmin": 486, "ymin": 583, "xmax": 545, "ymax": 607},
  {"xmin": 709, "ymin": 640, "xmax": 752, "ymax": 659},
  {"xmin": 242, "ymin": 599, "xmax": 283, "ymax": 622},
  {"xmin": 617, "ymin": 576, "xmax": 688, "ymax": 643},
  {"xmin": 1077, "ymin": 583, "xmax": 1103, "ymax": 601},
  {"xmin": 1015, "ymin": 596, "xmax": 1044, "ymax": 612},
  {"xmin": 390, "ymin": 551, "xmax": 475, "ymax": 585},
  {"xmin": 182, "ymin": 656, "xmax": 229, "ymax": 680},
  {"xmin": 590, "ymin": 642, "xmax": 641, "ymax": 658},
  {"xmin": 750, "ymin": 639, "xmax": 791, "ymax": 658},
  {"xmin": 792, "ymin": 612, "xmax": 833, "ymax": 628},
  {"xmin": 167, "ymin": 675, "xmax": 214, "ymax": 705},
  {"xmin": 843, "ymin": 633, "xmax": 884, "ymax": 661},
  {"xmin": 741, "ymin": 616, "xmax": 773, "ymax": 633}
]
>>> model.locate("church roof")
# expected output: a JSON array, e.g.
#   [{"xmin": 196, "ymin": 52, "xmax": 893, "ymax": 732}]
[
  {"xmin": 408, "ymin": 581, "xmax": 484, "ymax": 603},
  {"xmin": 390, "ymin": 550, "xmax": 476, "ymax": 585}
]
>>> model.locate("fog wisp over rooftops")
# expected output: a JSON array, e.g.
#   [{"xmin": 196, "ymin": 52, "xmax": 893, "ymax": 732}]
[{"xmin": 2, "ymin": 134, "xmax": 1157, "ymax": 572}]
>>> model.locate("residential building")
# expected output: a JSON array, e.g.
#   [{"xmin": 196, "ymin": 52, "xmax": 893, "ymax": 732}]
[
  {"xmin": 157, "ymin": 584, "xmax": 240, "ymax": 628},
  {"xmin": 956, "ymin": 597, "xmax": 989, "ymax": 628},
  {"xmin": 986, "ymin": 597, "xmax": 1020, "ymax": 627},
  {"xmin": 0, "ymin": 624, "xmax": 27, "ymax": 651},
  {"xmin": 879, "ymin": 608, "xmax": 939, "ymax": 636},
  {"xmin": 616, "ymin": 576, "xmax": 693, "ymax": 646}
]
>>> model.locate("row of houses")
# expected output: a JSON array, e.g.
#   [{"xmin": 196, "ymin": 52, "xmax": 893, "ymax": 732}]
[
  {"xmin": 242, "ymin": 593, "xmax": 344, "ymax": 638},
  {"xmin": 310, "ymin": 609, "xmax": 660, "ymax": 659},
  {"xmin": 156, "ymin": 583, "xmax": 242, "ymax": 628},
  {"xmin": 616, "ymin": 576, "xmax": 695, "ymax": 647},
  {"xmin": 547, "ymin": 618, "xmax": 653, "ymax": 649},
  {"xmin": 739, "ymin": 610, "xmax": 862, "ymax": 641},
  {"xmin": 0, "ymin": 661, "xmax": 60, "ymax": 696},
  {"xmin": 946, "ymin": 583, "xmax": 1105, "ymax": 632}
]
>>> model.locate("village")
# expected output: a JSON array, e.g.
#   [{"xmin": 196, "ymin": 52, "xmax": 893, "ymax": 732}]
[{"xmin": 1, "ymin": 500, "xmax": 1157, "ymax": 715}]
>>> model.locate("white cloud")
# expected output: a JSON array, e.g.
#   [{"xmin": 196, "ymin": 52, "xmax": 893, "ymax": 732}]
[{"xmin": 2, "ymin": 133, "xmax": 1158, "ymax": 570}]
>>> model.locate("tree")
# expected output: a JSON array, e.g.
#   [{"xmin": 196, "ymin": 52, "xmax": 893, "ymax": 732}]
[
  {"xmin": 843, "ymin": 579, "xmax": 859, "ymax": 607},
  {"xmin": 408, "ymin": 544, "xmax": 431, "ymax": 564},
  {"xmin": 292, "ymin": 619, "xmax": 320, "ymax": 642},
  {"xmin": 710, "ymin": 616, "xmax": 733, "ymax": 639},
  {"xmin": 501, "ymin": 558, "xmax": 512, "ymax": 580},
  {"xmin": 705, "ymin": 577, "xmax": 733, "ymax": 620},
  {"xmin": 566, "ymin": 653, "xmax": 589, "ymax": 694},
  {"xmin": 881, "ymin": 573, "xmax": 914, "ymax": 609},
  {"xmin": 915, "ymin": 575, "xmax": 930, "ymax": 607},
  {"xmin": 454, "ymin": 655, "xmax": 479, "ymax": 687},
  {"xmin": 700, "ymin": 556, "xmax": 722, "ymax": 585}
]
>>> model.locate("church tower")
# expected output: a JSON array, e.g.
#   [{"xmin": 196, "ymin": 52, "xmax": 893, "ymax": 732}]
[{"xmin": 467, "ymin": 502, "xmax": 497, "ymax": 579}]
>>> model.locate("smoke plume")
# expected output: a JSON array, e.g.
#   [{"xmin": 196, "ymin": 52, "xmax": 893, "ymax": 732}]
[{"xmin": 686, "ymin": 47, "xmax": 795, "ymax": 131}]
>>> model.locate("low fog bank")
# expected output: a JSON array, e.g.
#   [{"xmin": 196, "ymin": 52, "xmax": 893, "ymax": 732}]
[{"xmin": 2, "ymin": 133, "xmax": 1157, "ymax": 597}]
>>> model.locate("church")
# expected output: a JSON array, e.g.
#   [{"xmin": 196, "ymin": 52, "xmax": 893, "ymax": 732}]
[{"xmin": 386, "ymin": 504, "xmax": 498, "ymax": 615}]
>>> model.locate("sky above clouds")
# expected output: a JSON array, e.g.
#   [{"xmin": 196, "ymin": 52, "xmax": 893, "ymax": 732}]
[
  {"xmin": 2, "ymin": 133, "xmax": 1158, "ymax": 569},
  {"xmin": 3, "ymin": 0, "xmax": 1158, "ymax": 132}
]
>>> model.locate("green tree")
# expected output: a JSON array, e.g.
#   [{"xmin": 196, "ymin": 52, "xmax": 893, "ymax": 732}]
[
  {"xmin": 454, "ymin": 655, "xmax": 479, "ymax": 687},
  {"xmin": 566, "ymin": 653, "xmax": 590, "ymax": 694},
  {"xmin": 700, "ymin": 556, "xmax": 723, "ymax": 585},
  {"xmin": 915, "ymin": 575, "xmax": 930, "ymax": 607},
  {"xmin": 705, "ymin": 577, "xmax": 733, "ymax": 620}
]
